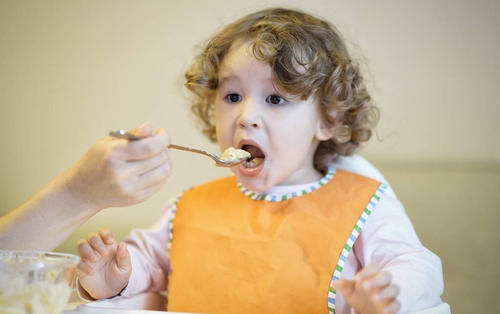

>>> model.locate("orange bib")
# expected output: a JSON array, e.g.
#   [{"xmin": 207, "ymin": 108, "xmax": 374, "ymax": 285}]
[{"xmin": 167, "ymin": 170, "xmax": 382, "ymax": 314}]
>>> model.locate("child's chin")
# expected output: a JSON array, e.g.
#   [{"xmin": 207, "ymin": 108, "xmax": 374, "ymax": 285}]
[{"xmin": 237, "ymin": 177, "xmax": 272, "ymax": 193}]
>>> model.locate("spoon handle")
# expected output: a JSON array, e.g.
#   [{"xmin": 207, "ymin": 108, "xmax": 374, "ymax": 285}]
[{"xmin": 108, "ymin": 129, "xmax": 245, "ymax": 167}]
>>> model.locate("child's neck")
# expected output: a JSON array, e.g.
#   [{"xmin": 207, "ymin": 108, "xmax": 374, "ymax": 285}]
[{"xmin": 275, "ymin": 167, "xmax": 324, "ymax": 187}]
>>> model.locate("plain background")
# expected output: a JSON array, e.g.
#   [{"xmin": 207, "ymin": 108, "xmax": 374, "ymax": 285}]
[{"xmin": 1, "ymin": 1, "xmax": 499, "ymax": 313}]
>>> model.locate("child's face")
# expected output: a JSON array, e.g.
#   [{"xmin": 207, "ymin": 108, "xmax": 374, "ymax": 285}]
[{"xmin": 214, "ymin": 40, "xmax": 330, "ymax": 192}]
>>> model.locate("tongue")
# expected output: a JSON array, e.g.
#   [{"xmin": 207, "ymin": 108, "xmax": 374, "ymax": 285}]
[{"xmin": 242, "ymin": 145, "xmax": 265, "ymax": 159}]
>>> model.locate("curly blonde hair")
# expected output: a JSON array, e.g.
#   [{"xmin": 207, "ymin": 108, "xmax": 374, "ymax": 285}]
[{"xmin": 185, "ymin": 8, "xmax": 379, "ymax": 172}]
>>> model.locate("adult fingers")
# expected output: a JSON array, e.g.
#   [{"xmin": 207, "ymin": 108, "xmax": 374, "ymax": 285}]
[
  {"xmin": 129, "ymin": 150, "xmax": 170, "ymax": 176},
  {"xmin": 134, "ymin": 180, "xmax": 167, "ymax": 203},
  {"xmin": 99, "ymin": 227, "xmax": 115, "ymax": 245},
  {"xmin": 124, "ymin": 168, "xmax": 170, "ymax": 204},
  {"xmin": 122, "ymin": 128, "xmax": 170, "ymax": 161},
  {"xmin": 137, "ymin": 163, "xmax": 171, "ymax": 190},
  {"xmin": 77, "ymin": 239, "xmax": 99, "ymax": 263},
  {"xmin": 128, "ymin": 122, "xmax": 153, "ymax": 138},
  {"xmin": 87, "ymin": 232, "xmax": 108, "ymax": 256}
]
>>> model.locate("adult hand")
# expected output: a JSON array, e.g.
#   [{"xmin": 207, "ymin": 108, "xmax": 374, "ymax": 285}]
[
  {"xmin": 0, "ymin": 122, "xmax": 171, "ymax": 251},
  {"xmin": 64, "ymin": 123, "xmax": 172, "ymax": 211}
]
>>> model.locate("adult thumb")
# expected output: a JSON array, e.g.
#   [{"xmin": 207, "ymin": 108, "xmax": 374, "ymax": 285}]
[
  {"xmin": 333, "ymin": 279, "xmax": 356, "ymax": 297},
  {"xmin": 115, "ymin": 242, "xmax": 131, "ymax": 272},
  {"xmin": 129, "ymin": 122, "xmax": 153, "ymax": 138}
]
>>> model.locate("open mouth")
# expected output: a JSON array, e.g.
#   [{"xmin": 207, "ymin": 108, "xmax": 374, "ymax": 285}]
[{"xmin": 241, "ymin": 144, "xmax": 265, "ymax": 168}]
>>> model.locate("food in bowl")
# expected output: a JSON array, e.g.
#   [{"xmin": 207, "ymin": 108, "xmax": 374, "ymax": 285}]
[{"xmin": 0, "ymin": 250, "xmax": 80, "ymax": 314}]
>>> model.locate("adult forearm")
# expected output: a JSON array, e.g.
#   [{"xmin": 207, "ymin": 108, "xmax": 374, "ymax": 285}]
[{"xmin": 0, "ymin": 174, "xmax": 99, "ymax": 251}]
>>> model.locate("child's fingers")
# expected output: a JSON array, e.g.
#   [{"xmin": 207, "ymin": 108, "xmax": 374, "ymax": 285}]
[
  {"xmin": 376, "ymin": 284, "xmax": 399, "ymax": 302},
  {"xmin": 366, "ymin": 271, "xmax": 392, "ymax": 290},
  {"xmin": 77, "ymin": 239, "xmax": 99, "ymax": 263},
  {"xmin": 354, "ymin": 263, "xmax": 379, "ymax": 282},
  {"xmin": 332, "ymin": 279, "xmax": 356, "ymax": 297},
  {"xmin": 76, "ymin": 261, "xmax": 95, "ymax": 276},
  {"xmin": 115, "ymin": 242, "xmax": 131, "ymax": 272},
  {"xmin": 383, "ymin": 299, "xmax": 401, "ymax": 314},
  {"xmin": 87, "ymin": 232, "xmax": 108, "ymax": 256},
  {"xmin": 99, "ymin": 227, "xmax": 115, "ymax": 245}
]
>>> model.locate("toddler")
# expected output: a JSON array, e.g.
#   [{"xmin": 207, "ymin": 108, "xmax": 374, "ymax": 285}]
[{"xmin": 76, "ymin": 8, "xmax": 446, "ymax": 314}]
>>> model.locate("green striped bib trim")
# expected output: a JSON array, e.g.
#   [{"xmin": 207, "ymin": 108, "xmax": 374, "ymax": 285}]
[
  {"xmin": 237, "ymin": 167, "xmax": 336, "ymax": 201},
  {"xmin": 167, "ymin": 192, "xmax": 184, "ymax": 251},
  {"xmin": 327, "ymin": 183, "xmax": 387, "ymax": 314}
]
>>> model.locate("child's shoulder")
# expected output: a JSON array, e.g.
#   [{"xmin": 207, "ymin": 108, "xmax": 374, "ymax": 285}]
[{"xmin": 331, "ymin": 155, "xmax": 396, "ymax": 199}]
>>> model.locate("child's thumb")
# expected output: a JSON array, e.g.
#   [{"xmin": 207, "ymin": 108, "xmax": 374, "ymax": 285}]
[
  {"xmin": 115, "ymin": 242, "xmax": 131, "ymax": 272},
  {"xmin": 333, "ymin": 279, "xmax": 356, "ymax": 297}
]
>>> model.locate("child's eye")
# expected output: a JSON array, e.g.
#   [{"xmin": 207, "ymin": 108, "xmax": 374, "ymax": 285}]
[
  {"xmin": 266, "ymin": 94, "xmax": 286, "ymax": 105},
  {"xmin": 224, "ymin": 93, "xmax": 242, "ymax": 103}
]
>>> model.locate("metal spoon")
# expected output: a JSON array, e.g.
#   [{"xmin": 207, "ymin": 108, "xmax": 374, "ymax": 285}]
[{"xmin": 109, "ymin": 129, "xmax": 249, "ymax": 167}]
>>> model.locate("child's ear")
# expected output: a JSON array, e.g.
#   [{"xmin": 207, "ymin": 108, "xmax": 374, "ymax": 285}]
[
  {"xmin": 314, "ymin": 120, "xmax": 336, "ymax": 141},
  {"xmin": 315, "ymin": 107, "xmax": 343, "ymax": 141}
]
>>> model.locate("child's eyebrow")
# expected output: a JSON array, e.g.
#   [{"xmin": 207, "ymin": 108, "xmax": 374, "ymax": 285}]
[{"xmin": 219, "ymin": 75, "xmax": 239, "ymax": 86}]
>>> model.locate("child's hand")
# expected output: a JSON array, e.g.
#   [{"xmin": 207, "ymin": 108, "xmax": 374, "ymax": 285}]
[
  {"xmin": 76, "ymin": 228, "xmax": 132, "ymax": 299},
  {"xmin": 333, "ymin": 264, "xmax": 401, "ymax": 314},
  {"xmin": 64, "ymin": 122, "xmax": 171, "ymax": 211}
]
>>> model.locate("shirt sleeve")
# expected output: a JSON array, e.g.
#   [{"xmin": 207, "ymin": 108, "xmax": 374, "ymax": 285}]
[
  {"xmin": 349, "ymin": 192, "xmax": 445, "ymax": 313},
  {"xmin": 118, "ymin": 198, "xmax": 177, "ymax": 297}
]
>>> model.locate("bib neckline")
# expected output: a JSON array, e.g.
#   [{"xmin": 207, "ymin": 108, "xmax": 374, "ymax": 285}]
[{"xmin": 237, "ymin": 167, "xmax": 336, "ymax": 202}]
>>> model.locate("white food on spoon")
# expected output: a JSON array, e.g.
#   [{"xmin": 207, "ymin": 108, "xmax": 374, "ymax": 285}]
[{"xmin": 220, "ymin": 147, "xmax": 251, "ymax": 162}]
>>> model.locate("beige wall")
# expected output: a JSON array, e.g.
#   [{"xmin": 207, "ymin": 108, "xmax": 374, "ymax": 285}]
[{"xmin": 1, "ymin": 1, "xmax": 499, "ymax": 313}]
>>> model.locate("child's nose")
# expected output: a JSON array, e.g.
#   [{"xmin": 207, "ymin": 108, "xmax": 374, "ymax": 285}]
[{"xmin": 237, "ymin": 99, "xmax": 262, "ymax": 129}]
